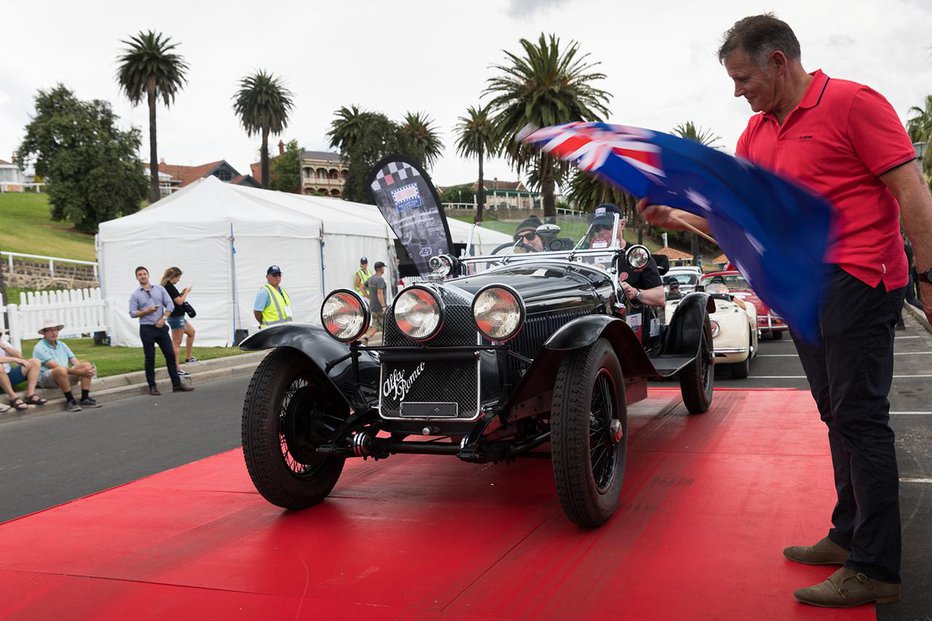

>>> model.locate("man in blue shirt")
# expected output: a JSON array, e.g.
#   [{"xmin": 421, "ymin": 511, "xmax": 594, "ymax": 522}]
[
  {"xmin": 129, "ymin": 266, "xmax": 193, "ymax": 396},
  {"xmin": 32, "ymin": 319, "xmax": 100, "ymax": 412}
]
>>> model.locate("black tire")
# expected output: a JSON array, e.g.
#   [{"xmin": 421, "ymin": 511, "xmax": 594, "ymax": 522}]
[
  {"xmin": 772, "ymin": 330, "xmax": 784, "ymax": 340},
  {"xmin": 680, "ymin": 315, "xmax": 714, "ymax": 413},
  {"xmin": 242, "ymin": 348, "xmax": 347, "ymax": 510},
  {"xmin": 730, "ymin": 353, "xmax": 750, "ymax": 379},
  {"xmin": 551, "ymin": 338, "xmax": 627, "ymax": 527}
]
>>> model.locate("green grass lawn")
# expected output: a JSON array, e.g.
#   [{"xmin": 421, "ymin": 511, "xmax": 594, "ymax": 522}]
[
  {"xmin": 18, "ymin": 338, "xmax": 248, "ymax": 378},
  {"xmin": 0, "ymin": 193, "xmax": 97, "ymax": 261}
]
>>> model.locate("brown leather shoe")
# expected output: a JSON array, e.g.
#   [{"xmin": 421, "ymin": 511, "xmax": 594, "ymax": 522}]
[
  {"xmin": 149, "ymin": 386, "xmax": 161, "ymax": 396},
  {"xmin": 794, "ymin": 567, "xmax": 900, "ymax": 607},
  {"xmin": 784, "ymin": 536, "xmax": 849, "ymax": 565},
  {"xmin": 172, "ymin": 384, "xmax": 194, "ymax": 392}
]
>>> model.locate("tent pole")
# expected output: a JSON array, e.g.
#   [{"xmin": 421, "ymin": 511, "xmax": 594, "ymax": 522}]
[{"xmin": 230, "ymin": 223, "xmax": 239, "ymax": 344}]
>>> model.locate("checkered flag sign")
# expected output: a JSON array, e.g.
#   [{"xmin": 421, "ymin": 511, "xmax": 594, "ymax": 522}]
[{"xmin": 367, "ymin": 156, "xmax": 453, "ymax": 276}]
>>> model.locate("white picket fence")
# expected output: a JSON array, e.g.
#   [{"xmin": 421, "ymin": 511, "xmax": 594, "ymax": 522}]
[{"xmin": 1, "ymin": 288, "xmax": 108, "ymax": 351}]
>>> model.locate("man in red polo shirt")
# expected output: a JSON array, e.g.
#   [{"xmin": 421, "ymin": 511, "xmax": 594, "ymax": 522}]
[{"xmin": 638, "ymin": 13, "xmax": 932, "ymax": 608}]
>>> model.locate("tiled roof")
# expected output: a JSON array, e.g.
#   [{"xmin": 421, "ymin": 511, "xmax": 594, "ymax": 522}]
[
  {"xmin": 302, "ymin": 151, "xmax": 342, "ymax": 162},
  {"xmin": 147, "ymin": 161, "xmax": 225, "ymax": 187},
  {"xmin": 654, "ymin": 247, "xmax": 694, "ymax": 260}
]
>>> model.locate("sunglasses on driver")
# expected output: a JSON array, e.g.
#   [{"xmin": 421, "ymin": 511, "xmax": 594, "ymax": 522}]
[{"xmin": 515, "ymin": 231, "xmax": 538, "ymax": 242}]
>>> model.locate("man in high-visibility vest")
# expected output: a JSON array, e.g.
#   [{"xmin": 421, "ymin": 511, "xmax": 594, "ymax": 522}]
[
  {"xmin": 354, "ymin": 257, "xmax": 372, "ymax": 298},
  {"xmin": 253, "ymin": 265, "xmax": 293, "ymax": 329}
]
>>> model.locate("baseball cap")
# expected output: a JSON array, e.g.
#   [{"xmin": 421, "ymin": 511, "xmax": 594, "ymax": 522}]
[
  {"xmin": 267, "ymin": 265, "xmax": 282, "ymax": 275},
  {"xmin": 591, "ymin": 203, "xmax": 624, "ymax": 228},
  {"xmin": 360, "ymin": 256, "xmax": 368, "ymax": 264}
]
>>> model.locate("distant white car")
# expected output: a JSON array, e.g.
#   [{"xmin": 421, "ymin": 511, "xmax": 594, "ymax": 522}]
[
  {"xmin": 665, "ymin": 284, "xmax": 759, "ymax": 378},
  {"xmin": 664, "ymin": 268, "xmax": 701, "ymax": 294}
]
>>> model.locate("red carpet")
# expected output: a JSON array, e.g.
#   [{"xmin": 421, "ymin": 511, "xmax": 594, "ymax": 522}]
[{"xmin": 0, "ymin": 389, "xmax": 873, "ymax": 620}]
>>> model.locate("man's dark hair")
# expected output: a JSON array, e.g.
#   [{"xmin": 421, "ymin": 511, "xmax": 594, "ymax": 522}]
[
  {"xmin": 374, "ymin": 261, "xmax": 386, "ymax": 271},
  {"xmin": 135, "ymin": 266, "xmax": 148, "ymax": 275},
  {"xmin": 718, "ymin": 13, "xmax": 801, "ymax": 66}
]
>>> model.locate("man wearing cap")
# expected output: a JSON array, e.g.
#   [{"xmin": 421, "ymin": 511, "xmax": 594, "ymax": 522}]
[
  {"xmin": 587, "ymin": 203, "xmax": 665, "ymax": 307},
  {"xmin": 254, "ymin": 265, "xmax": 293, "ymax": 329},
  {"xmin": 354, "ymin": 257, "xmax": 373, "ymax": 297},
  {"xmin": 129, "ymin": 266, "xmax": 193, "ymax": 396},
  {"xmin": 513, "ymin": 216, "xmax": 544, "ymax": 252},
  {"xmin": 32, "ymin": 320, "xmax": 100, "ymax": 412}
]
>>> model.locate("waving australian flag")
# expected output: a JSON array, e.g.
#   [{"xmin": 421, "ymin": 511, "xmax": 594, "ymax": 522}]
[{"xmin": 521, "ymin": 122, "xmax": 833, "ymax": 343}]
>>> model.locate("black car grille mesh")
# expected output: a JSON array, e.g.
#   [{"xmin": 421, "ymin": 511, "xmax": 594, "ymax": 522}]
[
  {"xmin": 503, "ymin": 309, "xmax": 590, "ymax": 374},
  {"xmin": 381, "ymin": 292, "xmax": 479, "ymax": 419},
  {"xmin": 380, "ymin": 359, "xmax": 479, "ymax": 419}
]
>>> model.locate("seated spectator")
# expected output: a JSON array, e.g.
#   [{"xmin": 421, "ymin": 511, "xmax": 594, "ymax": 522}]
[
  {"xmin": 665, "ymin": 277, "xmax": 683, "ymax": 300},
  {"xmin": 513, "ymin": 216, "xmax": 545, "ymax": 252},
  {"xmin": 32, "ymin": 319, "xmax": 101, "ymax": 412},
  {"xmin": 0, "ymin": 337, "xmax": 47, "ymax": 410}
]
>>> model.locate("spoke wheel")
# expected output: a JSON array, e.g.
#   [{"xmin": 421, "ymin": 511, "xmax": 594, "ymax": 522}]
[
  {"xmin": 551, "ymin": 338, "xmax": 627, "ymax": 527},
  {"xmin": 242, "ymin": 348, "xmax": 347, "ymax": 509}
]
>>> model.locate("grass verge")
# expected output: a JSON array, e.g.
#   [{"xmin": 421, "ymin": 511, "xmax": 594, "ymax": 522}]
[
  {"xmin": 19, "ymin": 338, "xmax": 248, "ymax": 378},
  {"xmin": 0, "ymin": 193, "xmax": 96, "ymax": 261}
]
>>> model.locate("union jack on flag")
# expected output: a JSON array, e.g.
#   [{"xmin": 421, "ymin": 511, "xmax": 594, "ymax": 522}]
[{"xmin": 521, "ymin": 122, "xmax": 834, "ymax": 343}]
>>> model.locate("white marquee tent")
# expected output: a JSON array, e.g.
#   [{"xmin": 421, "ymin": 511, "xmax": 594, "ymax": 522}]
[{"xmin": 97, "ymin": 176, "xmax": 513, "ymax": 346}]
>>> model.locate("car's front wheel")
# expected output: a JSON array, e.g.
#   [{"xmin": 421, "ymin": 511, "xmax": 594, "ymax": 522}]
[
  {"xmin": 680, "ymin": 315, "xmax": 714, "ymax": 413},
  {"xmin": 242, "ymin": 348, "xmax": 347, "ymax": 509},
  {"xmin": 551, "ymin": 338, "xmax": 627, "ymax": 527}
]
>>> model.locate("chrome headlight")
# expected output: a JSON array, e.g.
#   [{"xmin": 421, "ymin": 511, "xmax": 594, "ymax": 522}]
[
  {"xmin": 321, "ymin": 289, "xmax": 369, "ymax": 342},
  {"xmin": 472, "ymin": 285, "xmax": 525, "ymax": 342},
  {"xmin": 625, "ymin": 244, "xmax": 651, "ymax": 271},
  {"xmin": 428, "ymin": 254, "xmax": 455, "ymax": 277},
  {"xmin": 710, "ymin": 319, "xmax": 721, "ymax": 338},
  {"xmin": 393, "ymin": 286, "xmax": 443, "ymax": 341}
]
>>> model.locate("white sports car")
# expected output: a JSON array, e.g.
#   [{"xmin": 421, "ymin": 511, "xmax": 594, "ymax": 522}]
[{"xmin": 666, "ymin": 283, "xmax": 759, "ymax": 378}]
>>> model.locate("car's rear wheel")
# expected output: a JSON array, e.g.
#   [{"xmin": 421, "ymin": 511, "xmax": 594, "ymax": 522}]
[
  {"xmin": 680, "ymin": 315, "xmax": 714, "ymax": 413},
  {"xmin": 730, "ymin": 352, "xmax": 750, "ymax": 379},
  {"xmin": 242, "ymin": 348, "xmax": 347, "ymax": 509},
  {"xmin": 551, "ymin": 338, "xmax": 627, "ymax": 527}
]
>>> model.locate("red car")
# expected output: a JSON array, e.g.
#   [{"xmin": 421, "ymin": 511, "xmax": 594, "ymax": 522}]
[{"xmin": 698, "ymin": 271, "xmax": 788, "ymax": 340}]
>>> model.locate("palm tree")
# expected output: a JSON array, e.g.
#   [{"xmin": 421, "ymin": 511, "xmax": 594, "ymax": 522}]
[
  {"xmin": 327, "ymin": 105, "xmax": 366, "ymax": 153},
  {"xmin": 673, "ymin": 121, "xmax": 723, "ymax": 264},
  {"xmin": 906, "ymin": 95, "xmax": 932, "ymax": 179},
  {"xmin": 672, "ymin": 121, "xmax": 722, "ymax": 149},
  {"xmin": 400, "ymin": 112, "xmax": 444, "ymax": 169},
  {"xmin": 117, "ymin": 30, "xmax": 189, "ymax": 204},
  {"xmin": 484, "ymin": 33, "xmax": 611, "ymax": 219},
  {"xmin": 454, "ymin": 104, "xmax": 498, "ymax": 222},
  {"xmin": 232, "ymin": 71, "xmax": 294, "ymax": 189}
]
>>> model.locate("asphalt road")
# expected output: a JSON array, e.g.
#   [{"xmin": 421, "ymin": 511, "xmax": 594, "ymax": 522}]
[{"xmin": 0, "ymin": 315, "xmax": 929, "ymax": 619}]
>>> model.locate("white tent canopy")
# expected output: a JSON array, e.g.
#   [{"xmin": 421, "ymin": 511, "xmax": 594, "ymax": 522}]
[{"xmin": 97, "ymin": 177, "xmax": 513, "ymax": 347}]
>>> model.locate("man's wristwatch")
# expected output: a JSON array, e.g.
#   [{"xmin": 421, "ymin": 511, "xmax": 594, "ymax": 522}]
[
  {"xmin": 920, "ymin": 268, "xmax": 932, "ymax": 284},
  {"xmin": 635, "ymin": 289, "xmax": 643, "ymax": 302}
]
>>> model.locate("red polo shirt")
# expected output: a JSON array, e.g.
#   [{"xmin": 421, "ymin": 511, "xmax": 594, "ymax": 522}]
[{"xmin": 736, "ymin": 70, "xmax": 915, "ymax": 289}]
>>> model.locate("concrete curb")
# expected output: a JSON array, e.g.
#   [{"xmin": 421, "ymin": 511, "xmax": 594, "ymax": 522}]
[
  {"xmin": 1, "ymin": 350, "xmax": 268, "ymax": 421},
  {"xmin": 904, "ymin": 303, "xmax": 932, "ymax": 334}
]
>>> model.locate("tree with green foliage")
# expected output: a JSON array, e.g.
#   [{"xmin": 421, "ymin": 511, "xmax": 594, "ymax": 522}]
[
  {"xmin": 270, "ymin": 139, "xmax": 302, "ymax": 193},
  {"xmin": 399, "ymin": 112, "xmax": 444, "ymax": 169},
  {"xmin": 116, "ymin": 30, "xmax": 189, "ymax": 204},
  {"xmin": 327, "ymin": 105, "xmax": 366, "ymax": 154},
  {"xmin": 454, "ymin": 104, "xmax": 498, "ymax": 223},
  {"xmin": 338, "ymin": 112, "xmax": 408, "ymax": 203},
  {"xmin": 906, "ymin": 95, "xmax": 932, "ymax": 182},
  {"xmin": 485, "ymin": 34, "xmax": 611, "ymax": 219},
  {"xmin": 15, "ymin": 85, "xmax": 147, "ymax": 233},
  {"xmin": 233, "ymin": 70, "xmax": 294, "ymax": 190}
]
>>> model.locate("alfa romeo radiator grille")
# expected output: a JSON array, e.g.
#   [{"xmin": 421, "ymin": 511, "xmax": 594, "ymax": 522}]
[
  {"xmin": 383, "ymin": 306, "xmax": 477, "ymax": 347},
  {"xmin": 380, "ymin": 359, "xmax": 480, "ymax": 420}
]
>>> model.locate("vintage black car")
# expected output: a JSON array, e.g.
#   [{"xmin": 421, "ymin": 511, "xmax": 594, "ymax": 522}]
[{"xmin": 240, "ymin": 217, "xmax": 715, "ymax": 527}]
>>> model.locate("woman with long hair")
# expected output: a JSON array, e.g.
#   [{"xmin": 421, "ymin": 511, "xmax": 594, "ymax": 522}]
[{"xmin": 160, "ymin": 267, "xmax": 197, "ymax": 370}]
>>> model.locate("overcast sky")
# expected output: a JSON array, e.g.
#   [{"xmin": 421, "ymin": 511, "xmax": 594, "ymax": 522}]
[{"xmin": 1, "ymin": 0, "xmax": 930, "ymax": 188}]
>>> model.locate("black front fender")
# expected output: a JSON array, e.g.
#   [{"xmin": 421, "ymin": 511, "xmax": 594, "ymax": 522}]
[
  {"xmin": 664, "ymin": 292, "xmax": 713, "ymax": 357},
  {"xmin": 240, "ymin": 323, "xmax": 380, "ymax": 407}
]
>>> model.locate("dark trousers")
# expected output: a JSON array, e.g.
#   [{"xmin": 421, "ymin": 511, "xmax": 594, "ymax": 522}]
[
  {"xmin": 791, "ymin": 267, "xmax": 905, "ymax": 583},
  {"xmin": 139, "ymin": 324, "xmax": 181, "ymax": 388}
]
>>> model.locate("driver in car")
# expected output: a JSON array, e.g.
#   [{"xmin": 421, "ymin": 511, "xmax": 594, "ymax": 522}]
[
  {"xmin": 586, "ymin": 203, "xmax": 665, "ymax": 307},
  {"xmin": 513, "ymin": 216, "xmax": 545, "ymax": 252},
  {"xmin": 706, "ymin": 274, "xmax": 747, "ymax": 309}
]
